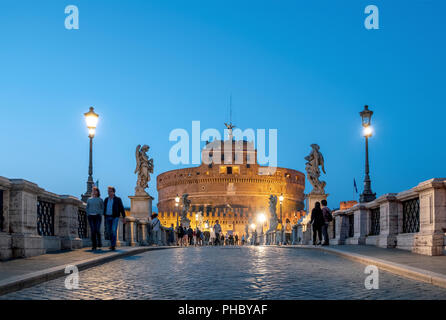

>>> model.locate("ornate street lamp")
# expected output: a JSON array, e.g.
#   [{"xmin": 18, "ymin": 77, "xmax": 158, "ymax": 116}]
[
  {"xmin": 279, "ymin": 193, "xmax": 284, "ymax": 222},
  {"xmin": 175, "ymin": 194, "xmax": 180, "ymax": 227},
  {"xmin": 359, "ymin": 105, "xmax": 376, "ymax": 203},
  {"xmin": 81, "ymin": 107, "xmax": 99, "ymax": 202}
]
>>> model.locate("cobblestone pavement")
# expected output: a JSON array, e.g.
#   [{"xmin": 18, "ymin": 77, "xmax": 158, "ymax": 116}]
[{"xmin": 2, "ymin": 246, "xmax": 446, "ymax": 300}]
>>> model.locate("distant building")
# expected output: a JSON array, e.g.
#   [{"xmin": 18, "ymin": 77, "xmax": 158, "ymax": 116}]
[
  {"xmin": 156, "ymin": 129, "xmax": 306, "ymax": 235},
  {"xmin": 340, "ymin": 200, "xmax": 358, "ymax": 211}
]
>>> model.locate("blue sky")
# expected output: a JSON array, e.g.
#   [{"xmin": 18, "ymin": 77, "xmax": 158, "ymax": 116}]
[{"xmin": 0, "ymin": 0, "xmax": 445, "ymax": 209}]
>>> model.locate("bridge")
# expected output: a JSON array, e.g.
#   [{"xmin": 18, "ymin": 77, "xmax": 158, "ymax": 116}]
[{"xmin": 2, "ymin": 177, "xmax": 446, "ymax": 300}]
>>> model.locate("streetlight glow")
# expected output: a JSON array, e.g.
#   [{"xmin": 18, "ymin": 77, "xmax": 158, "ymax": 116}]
[
  {"xmin": 279, "ymin": 194, "xmax": 284, "ymax": 203},
  {"xmin": 363, "ymin": 126, "xmax": 373, "ymax": 137},
  {"xmin": 84, "ymin": 107, "xmax": 99, "ymax": 130},
  {"xmin": 257, "ymin": 213, "xmax": 266, "ymax": 224},
  {"xmin": 250, "ymin": 223, "xmax": 256, "ymax": 230}
]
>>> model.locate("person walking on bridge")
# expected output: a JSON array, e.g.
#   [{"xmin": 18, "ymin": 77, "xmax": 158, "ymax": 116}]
[
  {"xmin": 103, "ymin": 186, "xmax": 126, "ymax": 251},
  {"xmin": 310, "ymin": 202, "xmax": 324, "ymax": 246},
  {"xmin": 213, "ymin": 220, "xmax": 222, "ymax": 245},
  {"xmin": 321, "ymin": 199, "xmax": 332, "ymax": 246},
  {"xmin": 86, "ymin": 186, "xmax": 104, "ymax": 251}
]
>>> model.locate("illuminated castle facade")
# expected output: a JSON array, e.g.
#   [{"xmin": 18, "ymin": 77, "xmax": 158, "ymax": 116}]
[{"xmin": 156, "ymin": 131, "xmax": 306, "ymax": 235}]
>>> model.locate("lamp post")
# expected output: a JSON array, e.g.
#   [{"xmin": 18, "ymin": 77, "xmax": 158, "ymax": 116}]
[
  {"xmin": 359, "ymin": 105, "xmax": 376, "ymax": 203},
  {"xmin": 175, "ymin": 195, "xmax": 180, "ymax": 227},
  {"xmin": 81, "ymin": 107, "xmax": 99, "ymax": 202},
  {"xmin": 279, "ymin": 193, "xmax": 284, "ymax": 222},
  {"xmin": 257, "ymin": 213, "xmax": 266, "ymax": 245},
  {"xmin": 195, "ymin": 213, "xmax": 199, "ymax": 229}
]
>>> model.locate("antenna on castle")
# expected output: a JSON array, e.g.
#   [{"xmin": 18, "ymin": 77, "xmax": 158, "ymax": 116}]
[
  {"xmin": 229, "ymin": 94, "xmax": 232, "ymax": 125},
  {"xmin": 224, "ymin": 94, "xmax": 236, "ymax": 141}
]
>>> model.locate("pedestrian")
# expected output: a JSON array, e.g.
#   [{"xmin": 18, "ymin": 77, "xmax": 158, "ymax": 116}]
[
  {"xmin": 151, "ymin": 213, "xmax": 161, "ymax": 245},
  {"xmin": 209, "ymin": 227, "xmax": 215, "ymax": 245},
  {"xmin": 235, "ymin": 234, "xmax": 239, "ymax": 246},
  {"xmin": 241, "ymin": 234, "xmax": 245, "ymax": 245},
  {"xmin": 213, "ymin": 220, "xmax": 222, "ymax": 245},
  {"xmin": 221, "ymin": 234, "xmax": 225, "ymax": 245},
  {"xmin": 196, "ymin": 228, "xmax": 202, "ymax": 246},
  {"xmin": 177, "ymin": 225, "xmax": 184, "ymax": 246},
  {"xmin": 284, "ymin": 218, "xmax": 292, "ymax": 245},
  {"xmin": 187, "ymin": 226, "xmax": 194, "ymax": 245},
  {"xmin": 276, "ymin": 220, "xmax": 283, "ymax": 245},
  {"xmin": 200, "ymin": 230, "xmax": 205, "ymax": 245},
  {"xmin": 168, "ymin": 224, "xmax": 175, "ymax": 245},
  {"xmin": 103, "ymin": 186, "xmax": 126, "ymax": 251},
  {"xmin": 321, "ymin": 199, "xmax": 333, "ymax": 246},
  {"xmin": 182, "ymin": 226, "xmax": 188, "ymax": 246},
  {"xmin": 86, "ymin": 186, "xmax": 103, "ymax": 251},
  {"xmin": 310, "ymin": 202, "xmax": 324, "ymax": 246}
]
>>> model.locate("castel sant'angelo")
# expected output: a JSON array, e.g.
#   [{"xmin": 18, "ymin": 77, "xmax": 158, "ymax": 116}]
[{"xmin": 156, "ymin": 124, "xmax": 306, "ymax": 235}]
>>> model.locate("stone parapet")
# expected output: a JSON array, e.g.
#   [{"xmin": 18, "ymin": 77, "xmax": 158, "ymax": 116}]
[
  {"xmin": 331, "ymin": 178, "xmax": 446, "ymax": 256},
  {"xmin": 0, "ymin": 176, "xmax": 88, "ymax": 260}
]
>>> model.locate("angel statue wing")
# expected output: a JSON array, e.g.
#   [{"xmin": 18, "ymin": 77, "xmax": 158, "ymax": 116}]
[
  {"xmin": 148, "ymin": 158, "xmax": 154, "ymax": 174},
  {"xmin": 134, "ymin": 145, "xmax": 141, "ymax": 174},
  {"xmin": 319, "ymin": 152, "xmax": 326, "ymax": 174}
]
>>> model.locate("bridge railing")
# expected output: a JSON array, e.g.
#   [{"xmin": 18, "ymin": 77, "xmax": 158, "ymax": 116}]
[
  {"xmin": 329, "ymin": 178, "xmax": 445, "ymax": 256},
  {"xmin": 0, "ymin": 177, "xmax": 88, "ymax": 260}
]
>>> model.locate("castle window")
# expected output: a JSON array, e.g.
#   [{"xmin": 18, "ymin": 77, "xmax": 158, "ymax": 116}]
[{"xmin": 227, "ymin": 167, "xmax": 232, "ymax": 174}]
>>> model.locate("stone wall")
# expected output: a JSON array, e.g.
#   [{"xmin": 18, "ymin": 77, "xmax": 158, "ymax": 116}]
[
  {"xmin": 0, "ymin": 177, "xmax": 89, "ymax": 260},
  {"xmin": 329, "ymin": 178, "xmax": 446, "ymax": 256}
]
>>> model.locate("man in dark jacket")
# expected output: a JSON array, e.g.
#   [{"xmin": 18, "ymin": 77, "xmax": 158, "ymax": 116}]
[
  {"xmin": 321, "ymin": 199, "xmax": 332, "ymax": 246},
  {"xmin": 187, "ymin": 226, "xmax": 194, "ymax": 246},
  {"xmin": 104, "ymin": 186, "xmax": 126, "ymax": 251},
  {"xmin": 310, "ymin": 202, "xmax": 324, "ymax": 245}
]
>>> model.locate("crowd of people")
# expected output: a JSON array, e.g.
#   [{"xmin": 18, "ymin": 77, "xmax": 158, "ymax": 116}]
[
  {"xmin": 86, "ymin": 186, "xmax": 332, "ymax": 250},
  {"xmin": 174, "ymin": 220, "xmax": 246, "ymax": 247}
]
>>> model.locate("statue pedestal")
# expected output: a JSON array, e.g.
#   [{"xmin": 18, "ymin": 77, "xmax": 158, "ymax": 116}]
[
  {"xmin": 306, "ymin": 193, "xmax": 329, "ymax": 214},
  {"xmin": 128, "ymin": 194, "xmax": 153, "ymax": 220},
  {"xmin": 180, "ymin": 217, "xmax": 191, "ymax": 228}
]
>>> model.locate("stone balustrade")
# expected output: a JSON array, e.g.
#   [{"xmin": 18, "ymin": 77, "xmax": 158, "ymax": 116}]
[
  {"xmin": 0, "ymin": 177, "xmax": 88, "ymax": 260},
  {"xmin": 293, "ymin": 178, "xmax": 446, "ymax": 256},
  {"xmin": 121, "ymin": 216, "xmax": 177, "ymax": 247},
  {"xmin": 0, "ymin": 176, "xmax": 180, "ymax": 261}
]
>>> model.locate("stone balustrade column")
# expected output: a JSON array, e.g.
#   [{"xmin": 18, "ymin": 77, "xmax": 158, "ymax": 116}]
[
  {"xmin": 413, "ymin": 178, "xmax": 446, "ymax": 256},
  {"xmin": 332, "ymin": 211, "xmax": 348, "ymax": 245},
  {"xmin": 125, "ymin": 216, "xmax": 138, "ymax": 246},
  {"xmin": 57, "ymin": 196, "xmax": 83, "ymax": 250},
  {"xmin": 138, "ymin": 219, "xmax": 148, "ymax": 245},
  {"xmin": 9, "ymin": 180, "xmax": 45, "ymax": 258},
  {"xmin": 352, "ymin": 205, "xmax": 368, "ymax": 245},
  {"xmin": 375, "ymin": 194, "xmax": 399, "ymax": 248},
  {"xmin": 0, "ymin": 178, "xmax": 12, "ymax": 260}
]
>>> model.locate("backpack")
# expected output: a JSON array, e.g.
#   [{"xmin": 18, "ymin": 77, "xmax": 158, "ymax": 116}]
[{"xmin": 323, "ymin": 207, "xmax": 333, "ymax": 222}]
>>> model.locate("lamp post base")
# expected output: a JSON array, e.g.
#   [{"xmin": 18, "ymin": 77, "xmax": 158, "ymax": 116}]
[{"xmin": 359, "ymin": 192, "xmax": 376, "ymax": 203}]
